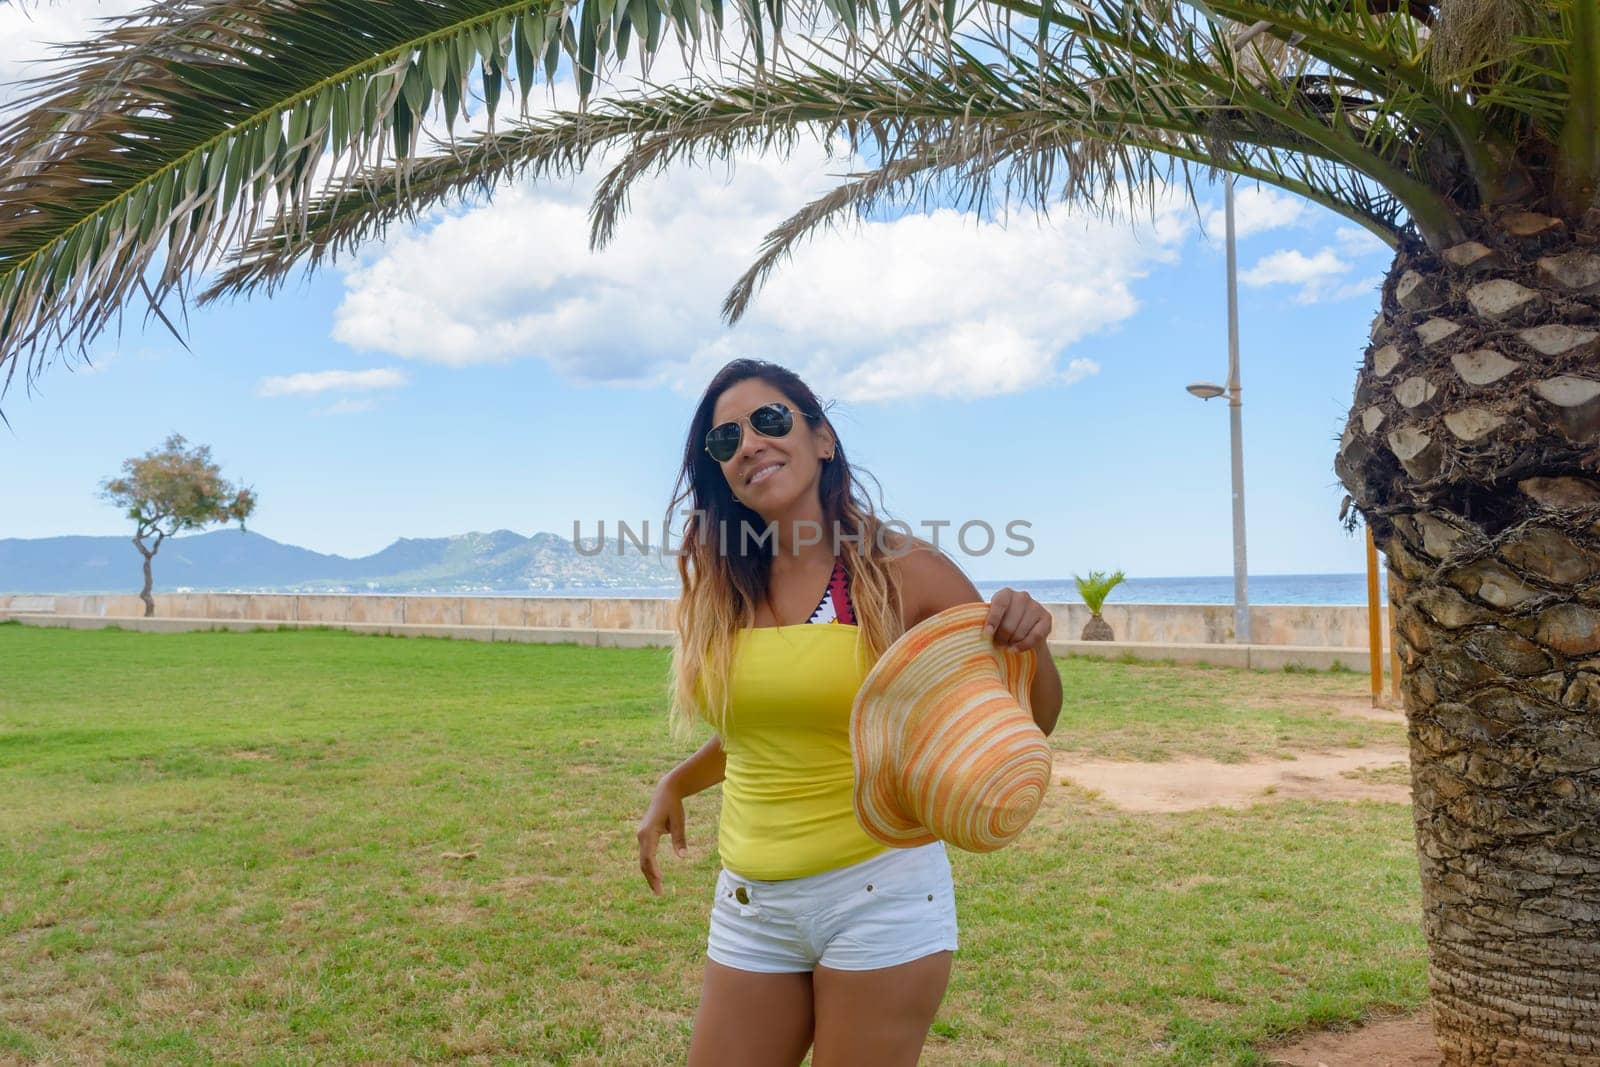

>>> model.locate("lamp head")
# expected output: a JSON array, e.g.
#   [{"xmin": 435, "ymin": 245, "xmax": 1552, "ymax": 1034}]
[{"xmin": 1186, "ymin": 381, "xmax": 1226, "ymax": 400}]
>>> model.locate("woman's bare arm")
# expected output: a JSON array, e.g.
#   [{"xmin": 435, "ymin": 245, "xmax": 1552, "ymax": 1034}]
[
  {"xmin": 665, "ymin": 734, "xmax": 726, "ymax": 798},
  {"xmin": 638, "ymin": 735, "xmax": 727, "ymax": 895}
]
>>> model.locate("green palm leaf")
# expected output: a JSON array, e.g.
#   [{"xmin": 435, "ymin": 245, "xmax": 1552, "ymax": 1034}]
[
  {"xmin": 201, "ymin": 0, "xmax": 1591, "ymax": 319},
  {"xmin": 205, "ymin": 25, "xmax": 1432, "ymax": 312},
  {"xmin": 0, "ymin": 0, "xmax": 920, "ymax": 393},
  {"xmin": 0, "ymin": 0, "xmax": 1595, "ymax": 398},
  {"xmin": 1074, "ymin": 568, "xmax": 1125, "ymax": 615}
]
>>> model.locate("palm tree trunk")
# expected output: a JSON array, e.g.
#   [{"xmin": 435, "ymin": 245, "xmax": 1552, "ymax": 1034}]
[
  {"xmin": 1387, "ymin": 509, "xmax": 1600, "ymax": 1064},
  {"xmin": 1338, "ymin": 214, "xmax": 1600, "ymax": 1064}
]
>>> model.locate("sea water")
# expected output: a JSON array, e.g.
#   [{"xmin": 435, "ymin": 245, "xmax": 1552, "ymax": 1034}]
[{"xmin": 524, "ymin": 572, "xmax": 1388, "ymax": 605}]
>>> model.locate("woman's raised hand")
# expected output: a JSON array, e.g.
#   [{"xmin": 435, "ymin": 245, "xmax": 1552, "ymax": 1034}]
[
  {"xmin": 983, "ymin": 588, "xmax": 1054, "ymax": 653},
  {"xmin": 636, "ymin": 779, "xmax": 689, "ymax": 896}
]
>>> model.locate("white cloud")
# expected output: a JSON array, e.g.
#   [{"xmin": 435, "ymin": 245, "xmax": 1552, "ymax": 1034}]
[
  {"xmin": 1330, "ymin": 274, "xmax": 1384, "ymax": 302},
  {"xmin": 0, "ymin": 2, "xmax": 146, "ymax": 105},
  {"xmin": 1060, "ymin": 357, "xmax": 1101, "ymax": 386},
  {"xmin": 256, "ymin": 368, "xmax": 409, "ymax": 397},
  {"xmin": 1333, "ymin": 225, "xmax": 1391, "ymax": 259},
  {"xmin": 1241, "ymin": 248, "xmax": 1348, "ymax": 287},
  {"xmin": 331, "ymin": 145, "xmax": 1191, "ymax": 403},
  {"xmin": 1202, "ymin": 185, "xmax": 1308, "ymax": 244},
  {"xmin": 1239, "ymin": 246, "xmax": 1376, "ymax": 304}
]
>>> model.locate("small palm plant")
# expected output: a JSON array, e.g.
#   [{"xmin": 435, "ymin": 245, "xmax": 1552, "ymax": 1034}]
[{"xmin": 1074, "ymin": 569, "xmax": 1126, "ymax": 642}]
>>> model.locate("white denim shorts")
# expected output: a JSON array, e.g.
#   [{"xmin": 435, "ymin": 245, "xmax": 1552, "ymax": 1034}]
[{"xmin": 706, "ymin": 842, "xmax": 959, "ymax": 973}]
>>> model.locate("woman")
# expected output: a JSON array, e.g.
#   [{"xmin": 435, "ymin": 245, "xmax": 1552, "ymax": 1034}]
[{"xmin": 636, "ymin": 359, "xmax": 1064, "ymax": 1066}]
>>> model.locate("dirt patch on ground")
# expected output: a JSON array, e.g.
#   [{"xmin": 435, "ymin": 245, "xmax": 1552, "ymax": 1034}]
[
  {"xmin": 1325, "ymin": 695, "xmax": 1406, "ymax": 725},
  {"xmin": 1053, "ymin": 746, "xmax": 1410, "ymax": 813},
  {"xmin": 1243, "ymin": 692, "xmax": 1407, "ymax": 726},
  {"xmin": 1262, "ymin": 1011, "xmax": 1441, "ymax": 1066}
]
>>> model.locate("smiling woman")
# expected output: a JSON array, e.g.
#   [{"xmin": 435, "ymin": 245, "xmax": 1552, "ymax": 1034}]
[{"xmin": 632, "ymin": 357, "xmax": 1063, "ymax": 1066}]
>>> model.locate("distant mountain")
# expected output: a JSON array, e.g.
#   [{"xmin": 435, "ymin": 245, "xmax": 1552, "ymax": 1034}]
[{"xmin": 0, "ymin": 529, "xmax": 679, "ymax": 594}]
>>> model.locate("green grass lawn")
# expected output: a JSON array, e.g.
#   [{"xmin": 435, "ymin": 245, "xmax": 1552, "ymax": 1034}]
[
  {"xmin": 0, "ymin": 624, "xmax": 1426, "ymax": 1065},
  {"xmin": 1052, "ymin": 656, "xmax": 1397, "ymax": 764}
]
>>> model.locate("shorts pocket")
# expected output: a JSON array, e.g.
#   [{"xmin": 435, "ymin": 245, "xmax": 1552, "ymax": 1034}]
[
  {"xmin": 818, "ymin": 848, "xmax": 958, "ymax": 969},
  {"xmin": 857, "ymin": 846, "xmax": 947, "ymax": 904}
]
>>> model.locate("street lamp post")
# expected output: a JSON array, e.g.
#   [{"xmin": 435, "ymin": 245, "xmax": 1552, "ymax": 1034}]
[{"xmin": 1185, "ymin": 172, "xmax": 1251, "ymax": 644}]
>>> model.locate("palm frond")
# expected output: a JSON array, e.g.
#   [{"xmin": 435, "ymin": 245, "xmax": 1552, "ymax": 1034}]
[
  {"xmin": 0, "ymin": 0, "xmax": 926, "ymax": 395},
  {"xmin": 720, "ymin": 112, "xmax": 1405, "ymax": 321},
  {"xmin": 206, "ymin": 33, "xmax": 1413, "ymax": 325},
  {"xmin": 1555, "ymin": 0, "xmax": 1599, "ymax": 215},
  {"xmin": 200, "ymin": 109, "xmax": 630, "ymax": 302},
  {"xmin": 582, "ymin": 20, "xmax": 1461, "ymax": 241},
  {"xmin": 0, "ymin": 0, "xmax": 1583, "ymax": 400},
  {"xmin": 1425, "ymin": 0, "xmax": 1549, "ymax": 88},
  {"xmin": 1000, "ymin": 0, "xmax": 1471, "ymax": 236},
  {"xmin": 1130, "ymin": 0, "xmax": 1562, "ymax": 205}
]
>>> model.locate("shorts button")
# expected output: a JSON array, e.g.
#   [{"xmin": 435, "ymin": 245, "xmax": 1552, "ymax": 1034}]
[
  {"xmin": 735, "ymin": 886, "xmax": 750, "ymax": 905},
  {"xmin": 927, "ymin": 894, "xmax": 934, "ymax": 901},
  {"xmin": 866, "ymin": 883, "xmax": 874, "ymax": 892}
]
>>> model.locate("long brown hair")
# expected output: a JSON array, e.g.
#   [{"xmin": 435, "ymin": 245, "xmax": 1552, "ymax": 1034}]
[{"xmin": 665, "ymin": 359, "xmax": 909, "ymax": 740}]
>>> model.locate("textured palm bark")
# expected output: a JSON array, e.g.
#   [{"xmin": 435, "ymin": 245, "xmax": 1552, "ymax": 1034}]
[{"xmin": 1337, "ymin": 211, "xmax": 1600, "ymax": 1065}]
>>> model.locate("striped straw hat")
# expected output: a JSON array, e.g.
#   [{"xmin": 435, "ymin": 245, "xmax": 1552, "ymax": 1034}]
[{"xmin": 850, "ymin": 601, "xmax": 1052, "ymax": 853}]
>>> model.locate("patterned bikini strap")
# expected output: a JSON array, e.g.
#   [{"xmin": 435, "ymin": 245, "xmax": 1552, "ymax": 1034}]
[{"xmin": 806, "ymin": 556, "xmax": 856, "ymax": 625}]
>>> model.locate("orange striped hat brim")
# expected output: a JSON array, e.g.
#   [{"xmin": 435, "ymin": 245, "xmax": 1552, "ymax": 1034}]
[{"xmin": 850, "ymin": 601, "xmax": 1052, "ymax": 852}]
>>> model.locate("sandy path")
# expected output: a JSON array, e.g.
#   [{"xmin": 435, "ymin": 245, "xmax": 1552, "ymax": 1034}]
[
  {"xmin": 1262, "ymin": 1012, "xmax": 1441, "ymax": 1065},
  {"xmin": 1052, "ymin": 746, "xmax": 1411, "ymax": 813},
  {"xmin": 1322, "ymin": 695, "xmax": 1406, "ymax": 725}
]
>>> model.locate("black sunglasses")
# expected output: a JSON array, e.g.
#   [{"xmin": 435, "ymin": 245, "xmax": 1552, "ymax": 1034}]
[{"xmin": 704, "ymin": 402, "xmax": 808, "ymax": 463}]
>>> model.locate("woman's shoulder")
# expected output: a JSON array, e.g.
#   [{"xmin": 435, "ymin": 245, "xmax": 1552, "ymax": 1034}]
[{"xmin": 879, "ymin": 533, "xmax": 983, "ymax": 630}]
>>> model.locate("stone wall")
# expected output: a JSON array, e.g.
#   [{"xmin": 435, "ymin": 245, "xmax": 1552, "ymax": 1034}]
[{"xmin": 0, "ymin": 592, "xmax": 1387, "ymax": 648}]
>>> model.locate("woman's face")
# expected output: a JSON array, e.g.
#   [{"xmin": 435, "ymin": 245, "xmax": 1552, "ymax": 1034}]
[{"xmin": 709, "ymin": 378, "xmax": 833, "ymax": 518}]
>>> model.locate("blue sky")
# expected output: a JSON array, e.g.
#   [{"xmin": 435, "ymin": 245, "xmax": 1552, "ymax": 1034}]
[
  {"xmin": 0, "ymin": 179, "xmax": 1391, "ymax": 582},
  {"xmin": 0, "ymin": 5, "xmax": 1398, "ymax": 583}
]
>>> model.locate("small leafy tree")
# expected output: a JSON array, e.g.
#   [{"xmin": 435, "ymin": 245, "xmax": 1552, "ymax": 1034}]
[
  {"xmin": 1074, "ymin": 569, "xmax": 1126, "ymax": 642},
  {"xmin": 99, "ymin": 434, "xmax": 256, "ymax": 616}
]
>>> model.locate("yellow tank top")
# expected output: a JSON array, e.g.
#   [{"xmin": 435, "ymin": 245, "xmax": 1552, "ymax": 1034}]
[{"xmin": 718, "ymin": 623, "xmax": 891, "ymax": 880}]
